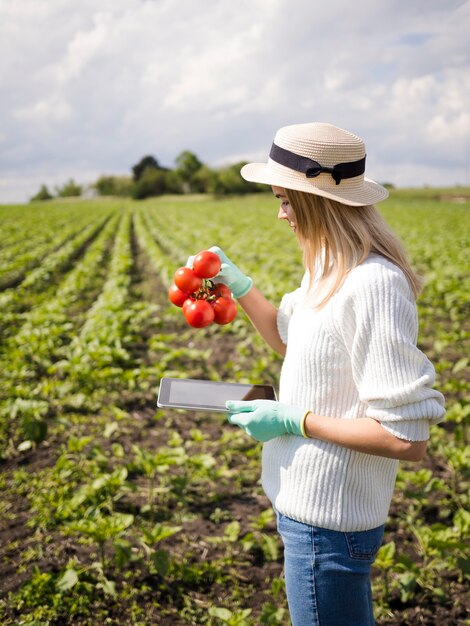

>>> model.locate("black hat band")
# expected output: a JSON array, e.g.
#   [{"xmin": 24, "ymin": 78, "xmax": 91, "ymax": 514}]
[{"xmin": 269, "ymin": 143, "xmax": 366, "ymax": 186}]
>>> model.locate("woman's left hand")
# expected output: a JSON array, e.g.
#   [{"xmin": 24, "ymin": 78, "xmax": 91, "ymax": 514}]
[{"xmin": 226, "ymin": 400, "xmax": 307, "ymax": 442}]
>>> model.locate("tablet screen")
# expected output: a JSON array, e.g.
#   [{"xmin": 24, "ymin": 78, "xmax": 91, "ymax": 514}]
[{"xmin": 157, "ymin": 377, "xmax": 276, "ymax": 412}]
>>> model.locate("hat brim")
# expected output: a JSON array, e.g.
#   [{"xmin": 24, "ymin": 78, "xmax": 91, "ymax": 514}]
[{"xmin": 241, "ymin": 161, "xmax": 389, "ymax": 207}]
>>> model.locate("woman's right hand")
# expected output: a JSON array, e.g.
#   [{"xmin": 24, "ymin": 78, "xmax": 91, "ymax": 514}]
[{"xmin": 187, "ymin": 246, "xmax": 253, "ymax": 299}]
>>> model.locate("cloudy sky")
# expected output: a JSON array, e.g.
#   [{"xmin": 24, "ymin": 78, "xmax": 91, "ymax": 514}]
[{"xmin": 1, "ymin": 0, "xmax": 469, "ymax": 203}]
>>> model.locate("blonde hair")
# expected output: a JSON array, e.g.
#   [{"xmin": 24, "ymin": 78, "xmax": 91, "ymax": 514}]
[{"xmin": 285, "ymin": 188, "xmax": 423, "ymax": 308}]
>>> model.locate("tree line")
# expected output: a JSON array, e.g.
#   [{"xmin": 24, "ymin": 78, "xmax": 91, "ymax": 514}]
[{"xmin": 30, "ymin": 151, "xmax": 265, "ymax": 202}]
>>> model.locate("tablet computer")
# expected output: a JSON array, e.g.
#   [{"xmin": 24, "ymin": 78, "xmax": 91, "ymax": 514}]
[{"xmin": 157, "ymin": 377, "xmax": 277, "ymax": 412}]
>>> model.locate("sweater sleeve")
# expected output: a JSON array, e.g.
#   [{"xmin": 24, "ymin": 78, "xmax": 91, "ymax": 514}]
[
  {"xmin": 338, "ymin": 261, "xmax": 445, "ymax": 441},
  {"xmin": 277, "ymin": 271, "xmax": 309, "ymax": 344}
]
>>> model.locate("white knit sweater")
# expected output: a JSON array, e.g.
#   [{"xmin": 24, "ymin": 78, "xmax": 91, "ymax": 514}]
[{"xmin": 262, "ymin": 254, "xmax": 445, "ymax": 532}]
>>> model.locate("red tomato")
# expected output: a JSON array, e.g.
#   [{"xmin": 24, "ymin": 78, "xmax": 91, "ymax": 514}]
[
  {"xmin": 174, "ymin": 267, "xmax": 203, "ymax": 293},
  {"xmin": 213, "ymin": 282, "xmax": 232, "ymax": 298},
  {"xmin": 192, "ymin": 250, "xmax": 222, "ymax": 279},
  {"xmin": 212, "ymin": 296, "xmax": 237, "ymax": 325},
  {"xmin": 168, "ymin": 284, "xmax": 190, "ymax": 307},
  {"xmin": 184, "ymin": 299, "xmax": 215, "ymax": 328},
  {"xmin": 182, "ymin": 297, "xmax": 194, "ymax": 314}
]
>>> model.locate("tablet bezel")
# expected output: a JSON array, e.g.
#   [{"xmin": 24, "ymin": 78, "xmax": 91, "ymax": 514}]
[{"xmin": 157, "ymin": 377, "xmax": 277, "ymax": 412}]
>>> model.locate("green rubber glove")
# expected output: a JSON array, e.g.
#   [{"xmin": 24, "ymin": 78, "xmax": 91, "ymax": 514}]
[
  {"xmin": 209, "ymin": 246, "xmax": 253, "ymax": 299},
  {"xmin": 226, "ymin": 400, "xmax": 309, "ymax": 442},
  {"xmin": 186, "ymin": 246, "xmax": 253, "ymax": 299}
]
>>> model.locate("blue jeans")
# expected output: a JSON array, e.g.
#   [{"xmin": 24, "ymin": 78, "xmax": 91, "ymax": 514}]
[{"xmin": 277, "ymin": 512, "xmax": 384, "ymax": 626}]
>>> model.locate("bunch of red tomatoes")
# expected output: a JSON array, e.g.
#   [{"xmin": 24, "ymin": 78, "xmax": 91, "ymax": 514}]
[{"xmin": 168, "ymin": 250, "xmax": 237, "ymax": 328}]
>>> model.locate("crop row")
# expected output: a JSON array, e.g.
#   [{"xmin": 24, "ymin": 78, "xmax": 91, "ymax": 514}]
[
  {"xmin": 140, "ymin": 195, "xmax": 302, "ymax": 300},
  {"xmin": 1, "ymin": 200, "xmax": 290, "ymax": 624},
  {"xmin": 133, "ymin": 207, "xmax": 237, "ymax": 382},
  {"xmin": 0, "ymin": 212, "xmax": 113, "ymax": 323},
  {"xmin": 0, "ymin": 210, "xmax": 122, "ymax": 454},
  {"xmin": 0, "ymin": 203, "xmax": 115, "ymax": 290},
  {"xmin": 0, "ymin": 193, "xmax": 468, "ymax": 625},
  {"xmin": 138, "ymin": 203, "xmax": 282, "ymax": 387},
  {"xmin": 5, "ymin": 414, "xmax": 284, "ymax": 624}
]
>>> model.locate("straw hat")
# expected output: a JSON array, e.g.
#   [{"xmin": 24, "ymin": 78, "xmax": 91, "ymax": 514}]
[{"xmin": 240, "ymin": 122, "xmax": 388, "ymax": 207}]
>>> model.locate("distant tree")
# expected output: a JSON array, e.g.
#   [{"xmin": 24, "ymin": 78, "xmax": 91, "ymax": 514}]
[
  {"xmin": 131, "ymin": 168, "xmax": 167, "ymax": 199},
  {"xmin": 56, "ymin": 179, "xmax": 82, "ymax": 197},
  {"xmin": 163, "ymin": 169, "xmax": 184, "ymax": 194},
  {"xmin": 213, "ymin": 162, "xmax": 265, "ymax": 195},
  {"xmin": 30, "ymin": 184, "xmax": 53, "ymax": 202},
  {"xmin": 94, "ymin": 175, "xmax": 117, "ymax": 196},
  {"xmin": 94, "ymin": 175, "xmax": 133, "ymax": 197},
  {"xmin": 174, "ymin": 150, "xmax": 204, "ymax": 192},
  {"xmin": 90, "ymin": 153, "xmax": 268, "ymax": 201},
  {"xmin": 132, "ymin": 155, "xmax": 161, "ymax": 181},
  {"xmin": 193, "ymin": 165, "xmax": 218, "ymax": 193}
]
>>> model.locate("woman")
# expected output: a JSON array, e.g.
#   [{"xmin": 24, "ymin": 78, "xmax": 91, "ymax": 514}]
[{"xmin": 210, "ymin": 123, "xmax": 445, "ymax": 626}]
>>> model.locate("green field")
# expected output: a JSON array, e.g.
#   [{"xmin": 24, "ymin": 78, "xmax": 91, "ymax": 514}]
[{"xmin": 0, "ymin": 189, "xmax": 469, "ymax": 625}]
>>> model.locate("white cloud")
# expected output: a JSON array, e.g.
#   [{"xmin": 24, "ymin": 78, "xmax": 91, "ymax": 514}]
[
  {"xmin": 0, "ymin": 0, "xmax": 469, "ymax": 202},
  {"xmin": 14, "ymin": 94, "xmax": 73, "ymax": 123},
  {"xmin": 56, "ymin": 12, "xmax": 113, "ymax": 83}
]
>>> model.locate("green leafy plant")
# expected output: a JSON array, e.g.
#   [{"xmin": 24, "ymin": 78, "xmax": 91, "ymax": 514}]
[
  {"xmin": 208, "ymin": 606, "xmax": 252, "ymax": 625},
  {"xmin": 139, "ymin": 522, "xmax": 181, "ymax": 576},
  {"xmin": 65, "ymin": 512, "xmax": 134, "ymax": 572}
]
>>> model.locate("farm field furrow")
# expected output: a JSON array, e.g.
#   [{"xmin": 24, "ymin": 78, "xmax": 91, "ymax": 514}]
[
  {"xmin": 0, "ymin": 190, "xmax": 469, "ymax": 626},
  {"xmin": 0, "ymin": 205, "xmax": 85, "ymax": 254},
  {"xmin": 0, "ymin": 211, "xmax": 113, "ymax": 317},
  {"xmin": 0, "ymin": 210, "xmax": 119, "ymax": 349},
  {"xmin": 133, "ymin": 208, "xmax": 242, "ymax": 383},
  {"xmin": 0, "ymin": 210, "xmax": 122, "ymax": 451},
  {"xmin": 0, "ymin": 204, "xmax": 114, "ymax": 290}
]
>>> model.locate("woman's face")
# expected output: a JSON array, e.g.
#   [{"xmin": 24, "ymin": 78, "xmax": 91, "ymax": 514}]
[{"xmin": 272, "ymin": 186, "xmax": 297, "ymax": 233}]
